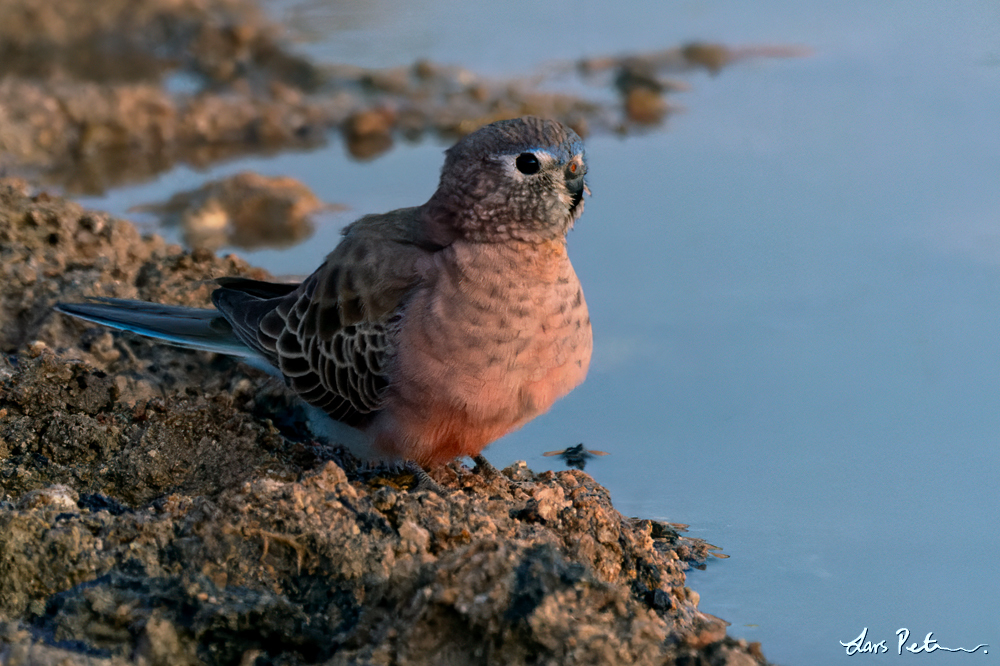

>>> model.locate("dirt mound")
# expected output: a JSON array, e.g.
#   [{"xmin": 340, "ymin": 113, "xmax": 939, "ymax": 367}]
[{"xmin": 0, "ymin": 182, "xmax": 768, "ymax": 663}]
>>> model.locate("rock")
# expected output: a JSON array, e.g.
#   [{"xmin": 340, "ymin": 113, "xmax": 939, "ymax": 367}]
[
  {"xmin": 130, "ymin": 172, "xmax": 344, "ymax": 251},
  {"xmin": 343, "ymin": 108, "xmax": 397, "ymax": 160}
]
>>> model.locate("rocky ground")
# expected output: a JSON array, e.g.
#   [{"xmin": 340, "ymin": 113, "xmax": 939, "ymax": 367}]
[{"xmin": 0, "ymin": 177, "xmax": 768, "ymax": 666}]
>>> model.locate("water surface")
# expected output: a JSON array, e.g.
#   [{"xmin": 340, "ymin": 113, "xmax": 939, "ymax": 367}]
[{"xmin": 80, "ymin": 2, "xmax": 1000, "ymax": 663}]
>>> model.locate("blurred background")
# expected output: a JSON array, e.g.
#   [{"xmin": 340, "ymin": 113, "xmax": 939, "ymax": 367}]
[{"xmin": 20, "ymin": 0, "xmax": 1000, "ymax": 662}]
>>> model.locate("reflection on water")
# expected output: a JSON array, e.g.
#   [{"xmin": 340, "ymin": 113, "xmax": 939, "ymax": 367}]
[{"xmin": 80, "ymin": 1, "xmax": 1000, "ymax": 663}]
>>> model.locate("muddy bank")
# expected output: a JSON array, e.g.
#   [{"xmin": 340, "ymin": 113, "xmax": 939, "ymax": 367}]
[
  {"xmin": 0, "ymin": 0, "xmax": 803, "ymax": 195},
  {"xmin": 0, "ymin": 181, "xmax": 769, "ymax": 664}
]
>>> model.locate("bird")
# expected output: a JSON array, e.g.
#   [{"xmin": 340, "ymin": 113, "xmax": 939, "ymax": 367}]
[{"xmin": 56, "ymin": 116, "xmax": 593, "ymax": 477}]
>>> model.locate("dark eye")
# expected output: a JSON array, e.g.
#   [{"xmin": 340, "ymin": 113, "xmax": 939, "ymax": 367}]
[{"xmin": 515, "ymin": 153, "xmax": 540, "ymax": 175}]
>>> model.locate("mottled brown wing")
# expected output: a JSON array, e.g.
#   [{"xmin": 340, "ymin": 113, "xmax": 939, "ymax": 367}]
[{"xmin": 214, "ymin": 206, "xmax": 442, "ymax": 427}]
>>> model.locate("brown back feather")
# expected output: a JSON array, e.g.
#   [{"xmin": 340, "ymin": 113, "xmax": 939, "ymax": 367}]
[{"xmin": 214, "ymin": 206, "xmax": 438, "ymax": 427}]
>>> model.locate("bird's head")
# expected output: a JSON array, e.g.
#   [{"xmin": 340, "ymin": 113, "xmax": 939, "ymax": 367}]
[{"xmin": 425, "ymin": 116, "xmax": 589, "ymax": 244}]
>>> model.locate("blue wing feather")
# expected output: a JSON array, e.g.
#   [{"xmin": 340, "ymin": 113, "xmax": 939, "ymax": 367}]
[{"xmin": 54, "ymin": 298, "xmax": 255, "ymax": 358}]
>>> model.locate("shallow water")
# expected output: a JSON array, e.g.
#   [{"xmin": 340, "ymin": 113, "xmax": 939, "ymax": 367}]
[{"xmin": 79, "ymin": 1, "xmax": 1000, "ymax": 663}]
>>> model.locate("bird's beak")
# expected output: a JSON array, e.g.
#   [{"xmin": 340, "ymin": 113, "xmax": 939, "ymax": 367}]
[{"xmin": 565, "ymin": 159, "xmax": 588, "ymax": 213}]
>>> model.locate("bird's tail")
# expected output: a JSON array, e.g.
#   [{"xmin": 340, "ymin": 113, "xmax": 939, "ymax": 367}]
[{"xmin": 55, "ymin": 297, "xmax": 256, "ymax": 359}]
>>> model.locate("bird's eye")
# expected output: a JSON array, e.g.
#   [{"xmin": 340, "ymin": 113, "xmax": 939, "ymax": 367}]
[{"xmin": 515, "ymin": 153, "xmax": 541, "ymax": 175}]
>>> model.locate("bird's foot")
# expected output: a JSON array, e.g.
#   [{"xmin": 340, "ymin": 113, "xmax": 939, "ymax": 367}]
[
  {"xmin": 403, "ymin": 460, "xmax": 449, "ymax": 495},
  {"xmin": 472, "ymin": 454, "xmax": 503, "ymax": 480}
]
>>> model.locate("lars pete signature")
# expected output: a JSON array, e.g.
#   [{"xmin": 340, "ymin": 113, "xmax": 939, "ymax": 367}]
[{"xmin": 841, "ymin": 628, "xmax": 988, "ymax": 656}]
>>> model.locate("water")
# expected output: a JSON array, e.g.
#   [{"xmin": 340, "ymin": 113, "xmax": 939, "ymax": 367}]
[{"xmin": 78, "ymin": 1, "xmax": 1000, "ymax": 663}]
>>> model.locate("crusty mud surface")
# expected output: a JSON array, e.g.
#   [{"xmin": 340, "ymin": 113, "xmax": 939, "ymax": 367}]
[{"xmin": 0, "ymin": 183, "xmax": 769, "ymax": 664}]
